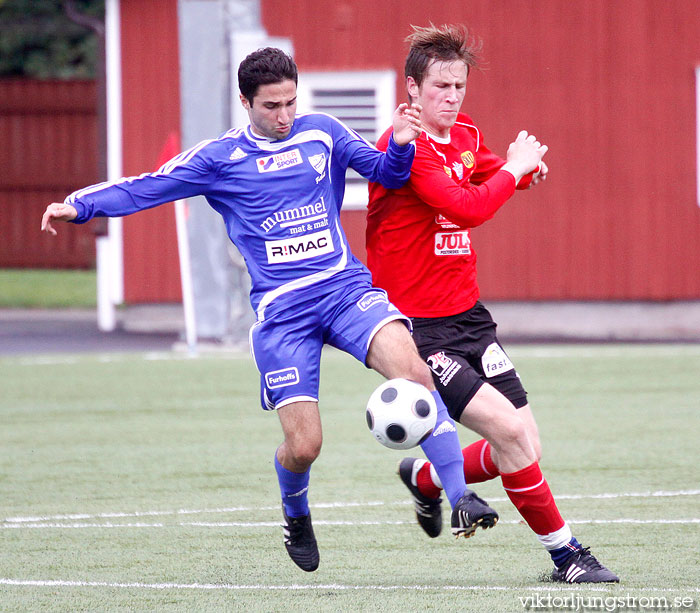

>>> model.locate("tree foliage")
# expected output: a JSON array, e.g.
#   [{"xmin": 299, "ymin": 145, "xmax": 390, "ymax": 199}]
[{"xmin": 0, "ymin": 0, "xmax": 105, "ymax": 78}]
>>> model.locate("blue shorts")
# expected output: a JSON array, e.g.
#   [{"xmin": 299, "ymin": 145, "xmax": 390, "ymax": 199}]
[{"xmin": 249, "ymin": 282, "xmax": 409, "ymax": 410}]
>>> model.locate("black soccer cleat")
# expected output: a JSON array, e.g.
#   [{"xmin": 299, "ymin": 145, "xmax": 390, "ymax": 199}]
[
  {"xmin": 450, "ymin": 490, "xmax": 499, "ymax": 538},
  {"xmin": 281, "ymin": 508, "xmax": 319, "ymax": 572},
  {"xmin": 398, "ymin": 457, "xmax": 443, "ymax": 538},
  {"xmin": 551, "ymin": 547, "xmax": 619, "ymax": 583}
]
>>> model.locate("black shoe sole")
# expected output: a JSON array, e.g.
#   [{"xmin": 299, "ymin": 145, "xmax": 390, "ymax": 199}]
[
  {"xmin": 451, "ymin": 513, "xmax": 499, "ymax": 539},
  {"xmin": 285, "ymin": 548, "xmax": 320, "ymax": 572}
]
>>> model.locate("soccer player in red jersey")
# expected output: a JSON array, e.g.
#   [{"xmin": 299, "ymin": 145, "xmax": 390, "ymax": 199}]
[{"xmin": 367, "ymin": 24, "xmax": 618, "ymax": 584}]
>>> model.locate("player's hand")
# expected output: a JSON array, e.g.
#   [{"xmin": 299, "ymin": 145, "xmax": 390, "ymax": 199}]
[
  {"xmin": 41, "ymin": 202, "xmax": 78, "ymax": 236},
  {"xmin": 501, "ymin": 130, "xmax": 548, "ymax": 184},
  {"xmin": 531, "ymin": 160, "xmax": 549, "ymax": 186},
  {"xmin": 391, "ymin": 103, "xmax": 423, "ymax": 146}
]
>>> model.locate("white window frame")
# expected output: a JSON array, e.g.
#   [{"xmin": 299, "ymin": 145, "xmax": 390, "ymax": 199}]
[{"xmin": 297, "ymin": 70, "xmax": 396, "ymax": 209}]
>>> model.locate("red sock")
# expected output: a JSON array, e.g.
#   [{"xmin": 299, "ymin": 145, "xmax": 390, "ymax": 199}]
[
  {"xmin": 416, "ymin": 439, "xmax": 498, "ymax": 498},
  {"xmin": 462, "ymin": 439, "xmax": 499, "ymax": 483},
  {"xmin": 416, "ymin": 462, "xmax": 441, "ymax": 499},
  {"xmin": 501, "ymin": 462, "xmax": 565, "ymax": 536}
]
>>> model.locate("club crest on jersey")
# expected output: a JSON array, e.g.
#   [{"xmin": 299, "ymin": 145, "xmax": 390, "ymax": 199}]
[
  {"xmin": 265, "ymin": 229, "xmax": 334, "ymax": 263},
  {"xmin": 434, "ymin": 230, "xmax": 471, "ymax": 255},
  {"xmin": 461, "ymin": 150, "xmax": 475, "ymax": 169},
  {"xmin": 265, "ymin": 367, "xmax": 299, "ymax": 389},
  {"xmin": 308, "ymin": 153, "xmax": 326, "ymax": 174},
  {"xmin": 257, "ymin": 149, "xmax": 303, "ymax": 173}
]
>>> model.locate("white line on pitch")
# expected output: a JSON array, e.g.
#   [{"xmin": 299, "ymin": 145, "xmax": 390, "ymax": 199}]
[
  {"xmin": 7, "ymin": 351, "xmax": 250, "ymax": 368},
  {"xmin": 3, "ymin": 518, "xmax": 700, "ymax": 530},
  {"xmin": 2, "ymin": 501, "xmax": 387, "ymax": 524},
  {"xmin": 4, "ymin": 489, "xmax": 699, "ymax": 524},
  {"xmin": 6, "ymin": 343, "xmax": 700, "ymax": 368},
  {"xmin": 507, "ymin": 344, "xmax": 700, "ymax": 359},
  {"xmin": 1, "ymin": 522, "xmax": 166, "ymax": 529},
  {"xmin": 553, "ymin": 489, "xmax": 700, "ymax": 500},
  {"xmin": 1, "ymin": 578, "xmax": 699, "ymax": 594},
  {"xmin": 0, "ymin": 520, "xmax": 403, "ymax": 530}
]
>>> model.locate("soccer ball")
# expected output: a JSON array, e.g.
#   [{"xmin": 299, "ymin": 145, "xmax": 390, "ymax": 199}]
[{"xmin": 365, "ymin": 378, "xmax": 437, "ymax": 450}]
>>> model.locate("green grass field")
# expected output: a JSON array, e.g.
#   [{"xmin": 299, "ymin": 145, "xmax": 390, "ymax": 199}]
[
  {"xmin": 0, "ymin": 269, "xmax": 96, "ymax": 309},
  {"xmin": 1, "ymin": 344, "xmax": 699, "ymax": 612}
]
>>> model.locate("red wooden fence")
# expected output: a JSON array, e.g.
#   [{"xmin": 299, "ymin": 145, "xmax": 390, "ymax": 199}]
[{"xmin": 0, "ymin": 79, "xmax": 98, "ymax": 268}]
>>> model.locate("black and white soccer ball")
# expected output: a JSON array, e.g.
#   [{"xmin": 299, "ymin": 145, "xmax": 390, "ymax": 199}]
[{"xmin": 365, "ymin": 378, "xmax": 437, "ymax": 450}]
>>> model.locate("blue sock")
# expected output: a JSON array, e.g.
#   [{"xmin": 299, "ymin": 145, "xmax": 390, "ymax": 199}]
[
  {"xmin": 550, "ymin": 537, "xmax": 582, "ymax": 567},
  {"xmin": 419, "ymin": 391, "xmax": 468, "ymax": 508},
  {"xmin": 274, "ymin": 453, "xmax": 310, "ymax": 518}
]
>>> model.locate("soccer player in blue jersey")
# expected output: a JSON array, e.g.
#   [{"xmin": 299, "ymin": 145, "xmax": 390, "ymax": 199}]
[{"xmin": 41, "ymin": 47, "xmax": 498, "ymax": 572}]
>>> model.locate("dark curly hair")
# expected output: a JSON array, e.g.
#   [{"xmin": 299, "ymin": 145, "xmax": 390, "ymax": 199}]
[{"xmin": 238, "ymin": 47, "xmax": 298, "ymax": 105}]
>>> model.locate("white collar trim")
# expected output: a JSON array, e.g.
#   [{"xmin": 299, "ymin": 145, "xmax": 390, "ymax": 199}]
[{"xmin": 425, "ymin": 130, "xmax": 451, "ymax": 145}]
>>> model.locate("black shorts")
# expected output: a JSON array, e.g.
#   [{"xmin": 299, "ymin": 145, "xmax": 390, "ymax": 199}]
[{"xmin": 411, "ymin": 302, "xmax": 528, "ymax": 422}]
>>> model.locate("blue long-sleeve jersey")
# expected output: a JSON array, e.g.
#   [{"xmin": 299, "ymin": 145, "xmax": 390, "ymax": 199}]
[{"xmin": 67, "ymin": 113, "xmax": 415, "ymax": 319}]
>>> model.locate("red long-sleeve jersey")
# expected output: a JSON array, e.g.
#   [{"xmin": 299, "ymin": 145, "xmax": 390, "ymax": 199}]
[{"xmin": 367, "ymin": 113, "xmax": 532, "ymax": 318}]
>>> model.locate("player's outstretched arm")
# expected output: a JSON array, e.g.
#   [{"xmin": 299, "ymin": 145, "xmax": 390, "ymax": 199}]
[
  {"xmin": 391, "ymin": 103, "xmax": 423, "ymax": 146},
  {"xmin": 41, "ymin": 202, "xmax": 78, "ymax": 236}
]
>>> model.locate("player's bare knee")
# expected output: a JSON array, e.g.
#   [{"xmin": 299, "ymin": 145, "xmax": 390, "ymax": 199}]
[
  {"xmin": 493, "ymin": 415, "xmax": 529, "ymax": 451},
  {"xmin": 289, "ymin": 442, "xmax": 321, "ymax": 467},
  {"xmin": 284, "ymin": 432, "xmax": 322, "ymax": 467},
  {"xmin": 405, "ymin": 359, "xmax": 434, "ymax": 391}
]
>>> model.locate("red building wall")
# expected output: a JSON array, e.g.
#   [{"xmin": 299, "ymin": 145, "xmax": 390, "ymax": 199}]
[
  {"xmin": 5, "ymin": 1, "xmax": 699, "ymax": 303},
  {"xmin": 0, "ymin": 80, "xmax": 98, "ymax": 268},
  {"xmin": 120, "ymin": 0, "xmax": 182, "ymax": 302},
  {"xmin": 262, "ymin": 0, "xmax": 700, "ymax": 300}
]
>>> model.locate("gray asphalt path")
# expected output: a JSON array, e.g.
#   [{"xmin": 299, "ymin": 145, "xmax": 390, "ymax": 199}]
[
  {"xmin": 0, "ymin": 309, "xmax": 178, "ymax": 355},
  {"xmin": 2, "ymin": 301, "xmax": 700, "ymax": 356}
]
